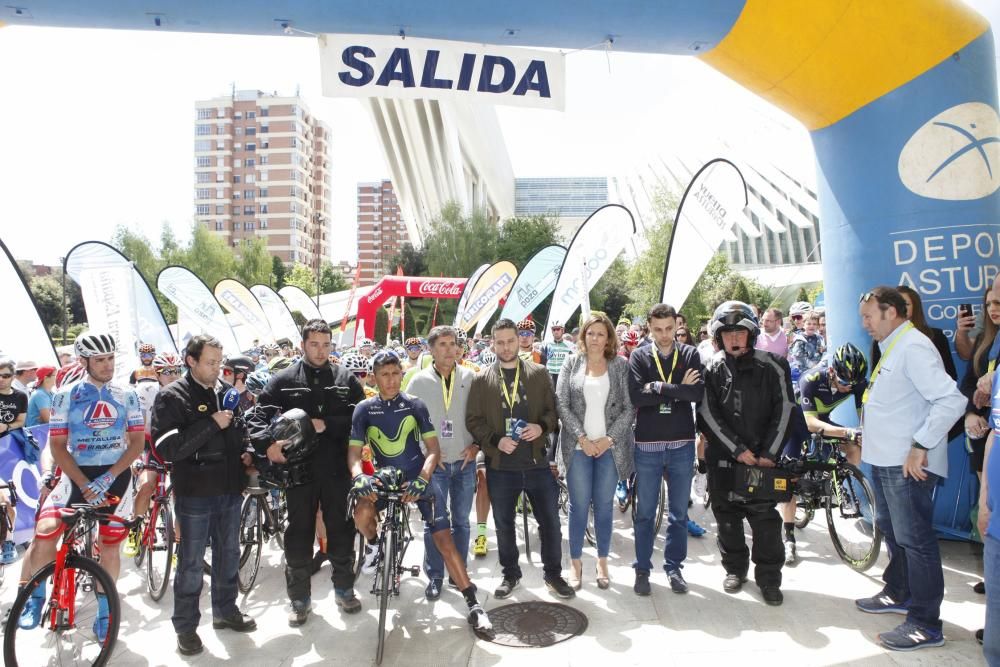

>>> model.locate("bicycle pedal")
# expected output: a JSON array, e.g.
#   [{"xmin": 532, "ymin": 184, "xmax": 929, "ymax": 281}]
[{"xmin": 409, "ymin": 566, "xmax": 419, "ymax": 576}]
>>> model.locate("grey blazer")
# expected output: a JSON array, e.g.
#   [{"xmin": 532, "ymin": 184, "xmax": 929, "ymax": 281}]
[{"xmin": 556, "ymin": 353, "xmax": 634, "ymax": 478}]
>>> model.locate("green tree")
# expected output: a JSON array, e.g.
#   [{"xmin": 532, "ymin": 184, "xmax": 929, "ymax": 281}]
[
  {"xmin": 319, "ymin": 263, "xmax": 349, "ymax": 294},
  {"xmin": 796, "ymin": 287, "xmax": 810, "ymax": 304},
  {"xmin": 29, "ymin": 275, "xmax": 67, "ymax": 332},
  {"xmin": 235, "ymin": 237, "xmax": 272, "ymax": 287},
  {"xmin": 271, "ymin": 256, "xmax": 287, "ymax": 290},
  {"xmin": 497, "ymin": 215, "xmax": 561, "ymax": 269},
  {"xmin": 159, "ymin": 223, "xmax": 183, "ymax": 265},
  {"xmin": 590, "ymin": 256, "xmax": 630, "ymax": 325},
  {"xmin": 289, "ymin": 310, "xmax": 307, "ymax": 327},
  {"xmin": 390, "ymin": 243, "xmax": 428, "ymax": 277},
  {"xmin": 285, "ymin": 263, "xmax": 317, "ymax": 296},
  {"xmin": 112, "ymin": 226, "xmax": 163, "ymax": 286},
  {"xmin": 184, "ymin": 224, "xmax": 237, "ymax": 290},
  {"xmin": 424, "ymin": 202, "xmax": 500, "ymax": 279}
]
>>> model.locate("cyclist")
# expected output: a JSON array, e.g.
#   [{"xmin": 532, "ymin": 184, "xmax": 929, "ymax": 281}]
[
  {"xmin": 130, "ymin": 342, "xmax": 158, "ymax": 384},
  {"xmin": 358, "ymin": 338, "xmax": 375, "ymax": 358},
  {"xmin": 343, "ymin": 353, "xmax": 378, "ymax": 398},
  {"xmin": 349, "ymin": 351, "xmax": 492, "ymax": 635},
  {"xmin": 222, "ymin": 355, "xmax": 257, "ymax": 411},
  {"xmin": 402, "ymin": 337, "xmax": 423, "ymax": 371},
  {"xmin": 19, "ymin": 332, "xmax": 145, "ymax": 641},
  {"xmin": 516, "ymin": 319, "xmax": 542, "ymax": 363}
]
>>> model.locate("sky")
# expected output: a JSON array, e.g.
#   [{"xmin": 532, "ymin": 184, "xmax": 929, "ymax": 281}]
[{"xmin": 2, "ymin": 0, "xmax": 998, "ymax": 267}]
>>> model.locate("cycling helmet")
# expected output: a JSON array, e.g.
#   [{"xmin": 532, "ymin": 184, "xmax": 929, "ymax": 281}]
[
  {"xmin": 374, "ymin": 466, "xmax": 405, "ymax": 492},
  {"xmin": 831, "ymin": 343, "xmax": 868, "ymax": 386},
  {"xmin": 789, "ymin": 301, "xmax": 812, "ymax": 317},
  {"xmin": 358, "ymin": 338, "xmax": 374, "ymax": 349},
  {"xmin": 55, "ymin": 362, "xmax": 86, "ymax": 389},
  {"xmin": 550, "ymin": 320, "xmax": 564, "ymax": 329},
  {"xmin": 261, "ymin": 343, "xmax": 280, "ymax": 354},
  {"xmin": 223, "ymin": 355, "xmax": 255, "ymax": 375},
  {"xmin": 269, "ymin": 408, "xmax": 317, "ymax": 463},
  {"xmin": 267, "ymin": 356, "xmax": 294, "ymax": 372},
  {"xmin": 152, "ymin": 352, "xmax": 182, "ymax": 370},
  {"xmin": 617, "ymin": 317, "xmax": 632, "ymax": 327},
  {"xmin": 138, "ymin": 343, "xmax": 156, "ymax": 355},
  {"xmin": 479, "ymin": 350, "xmax": 497, "ymax": 366},
  {"xmin": 710, "ymin": 301, "xmax": 760, "ymax": 350},
  {"xmin": 455, "ymin": 329, "xmax": 469, "ymax": 347},
  {"xmin": 245, "ymin": 370, "xmax": 271, "ymax": 397},
  {"xmin": 516, "ymin": 319, "xmax": 535, "ymax": 334},
  {"xmin": 340, "ymin": 353, "xmax": 369, "ymax": 375},
  {"xmin": 74, "ymin": 332, "xmax": 116, "ymax": 358},
  {"xmin": 621, "ymin": 330, "xmax": 640, "ymax": 345},
  {"xmin": 404, "ymin": 337, "xmax": 421, "ymax": 348},
  {"xmin": 389, "ymin": 339, "xmax": 401, "ymax": 348}
]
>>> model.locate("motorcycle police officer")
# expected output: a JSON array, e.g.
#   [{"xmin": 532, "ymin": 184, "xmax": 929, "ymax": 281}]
[
  {"xmin": 248, "ymin": 319, "xmax": 366, "ymax": 626},
  {"xmin": 697, "ymin": 301, "xmax": 796, "ymax": 606}
]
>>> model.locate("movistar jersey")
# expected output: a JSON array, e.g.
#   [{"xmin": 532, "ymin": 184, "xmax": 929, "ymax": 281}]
[
  {"xmin": 50, "ymin": 378, "xmax": 144, "ymax": 466},
  {"xmin": 350, "ymin": 392, "xmax": 436, "ymax": 479},
  {"xmin": 798, "ymin": 363, "xmax": 866, "ymax": 425}
]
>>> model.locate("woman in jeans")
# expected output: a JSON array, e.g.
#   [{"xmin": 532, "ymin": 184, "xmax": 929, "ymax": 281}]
[{"xmin": 557, "ymin": 313, "xmax": 634, "ymax": 589}]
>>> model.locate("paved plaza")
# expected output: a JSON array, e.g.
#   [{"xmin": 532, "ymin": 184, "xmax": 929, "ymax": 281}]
[{"xmin": 1, "ymin": 501, "xmax": 987, "ymax": 666}]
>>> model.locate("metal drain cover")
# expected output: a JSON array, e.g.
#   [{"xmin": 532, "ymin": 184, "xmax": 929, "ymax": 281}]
[{"xmin": 483, "ymin": 601, "xmax": 588, "ymax": 647}]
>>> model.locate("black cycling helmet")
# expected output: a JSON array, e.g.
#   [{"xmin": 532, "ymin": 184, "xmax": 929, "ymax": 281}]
[
  {"xmin": 270, "ymin": 408, "xmax": 316, "ymax": 463},
  {"xmin": 830, "ymin": 343, "xmax": 868, "ymax": 386},
  {"xmin": 710, "ymin": 301, "xmax": 760, "ymax": 350},
  {"xmin": 244, "ymin": 370, "xmax": 270, "ymax": 397},
  {"xmin": 223, "ymin": 355, "xmax": 255, "ymax": 376},
  {"xmin": 374, "ymin": 466, "xmax": 405, "ymax": 491}
]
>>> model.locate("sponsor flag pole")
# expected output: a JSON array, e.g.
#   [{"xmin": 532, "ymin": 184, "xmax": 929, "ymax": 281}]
[
  {"xmin": 499, "ymin": 244, "xmax": 566, "ymax": 323},
  {"xmin": 430, "ymin": 274, "xmax": 441, "ymax": 329},
  {"xmin": 579, "ymin": 257, "xmax": 591, "ymax": 320},
  {"xmin": 659, "ymin": 158, "xmax": 748, "ymax": 309},
  {"xmin": 396, "ymin": 266, "xmax": 405, "ymax": 342},
  {"xmin": 339, "ymin": 264, "xmax": 362, "ymax": 347}
]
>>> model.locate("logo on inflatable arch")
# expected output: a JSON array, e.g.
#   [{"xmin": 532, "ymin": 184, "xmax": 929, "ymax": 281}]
[{"xmin": 899, "ymin": 102, "xmax": 1000, "ymax": 201}]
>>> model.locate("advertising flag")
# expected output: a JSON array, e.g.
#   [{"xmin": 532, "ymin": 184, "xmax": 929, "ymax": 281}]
[
  {"xmin": 453, "ymin": 264, "xmax": 490, "ymax": 327},
  {"xmin": 499, "ymin": 244, "xmax": 566, "ymax": 323},
  {"xmin": 157, "ymin": 266, "xmax": 241, "ymax": 355},
  {"xmin": 457, "ymin": 261, "xmax": 518, "ymax": 333},
  {"xmin": 660, "ymin": 158, "xmax": 749, "ymax": 310},
  {"xmin": 251, "ymin": 284, "xmax": 302, "ymax": 345},
  {"xmin": 0, "ymin": 238, "xmax": 58, "ymax": 367},
  {"xmin": 279, "ymin": 285, "xmax": 323, "ymax": 322},
  {"xmin": 341, "ymin": 264, "xmax": 362, "ymax": 345},
  {"xmin": 544, "ymin": 205, "xmax": 636, "ymax": 342},
  {"xmin": 214, "ymin": 279, "xmax": 273, "ymax": 343}
]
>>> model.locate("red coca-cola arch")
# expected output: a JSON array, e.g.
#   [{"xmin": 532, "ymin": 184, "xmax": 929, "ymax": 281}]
[{"xmin": 354, "ymin": 275, "xmax": 466, "ymax": 343}]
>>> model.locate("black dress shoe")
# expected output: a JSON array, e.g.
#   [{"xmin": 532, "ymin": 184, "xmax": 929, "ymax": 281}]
[
  {"xmin": 975, "ymin": 581, "xmax": 986, "ymax": 595},
  {"xmin": 212, "ymin": 612, "xmax": 257, "ymax": 632},
  {"xmin": 177, "ymin": 631, "xmax": 204, "ymax": 655}
]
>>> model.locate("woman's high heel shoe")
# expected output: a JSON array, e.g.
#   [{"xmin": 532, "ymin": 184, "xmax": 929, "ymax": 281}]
[
  {"xmin": 596, "ymin": 559, "xmax": 610, "ymax": 590},
  {"xmin": 569, "ymin": 559, "xmax": 583, "ymax": 590}
]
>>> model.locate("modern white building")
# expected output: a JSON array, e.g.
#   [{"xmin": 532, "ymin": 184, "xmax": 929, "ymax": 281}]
[{"xmin": 514, "ymin": 177, "xmax": 609, "ymax": 240}]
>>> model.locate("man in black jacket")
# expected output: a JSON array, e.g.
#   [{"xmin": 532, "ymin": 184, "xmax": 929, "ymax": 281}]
[
  {"xmin": 628, "ymin": 303, "xmax": 704, "ymax": 596},
  {"xmin": 151, "ymin": 334, "xmax": 255, "ymax": 656},
  {"xmin": 247, "ymin": 319, "xmax": 366, "ymax": 626},
  {"xmin": 697, "ymin": 301, "xmax": 795, "ymax": 606}
]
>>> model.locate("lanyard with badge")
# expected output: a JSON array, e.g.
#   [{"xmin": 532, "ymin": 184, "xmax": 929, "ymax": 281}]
[
  {"xmin": 652, "ymin": 347, "xmax": 678, "ymax": 414},
  {"xmin": 500, "ymin": 360, "xmax": 522, "ymax": 436},
  {"xmin": 439, "ymin": 367, "xmax": 455, "ymax": 439},
  {"xmin": 861, "ymin": 322, "xmax": 914, "ymax": 407}
]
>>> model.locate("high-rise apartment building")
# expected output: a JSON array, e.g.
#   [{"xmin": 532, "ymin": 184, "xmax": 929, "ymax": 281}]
[
  {"xmin": 194, "ymin": 90, "xmax": 331, "ymax": 270},
  {"xmin": 356, "ymin": 180, "xmax": 409, "ymax": 285}
]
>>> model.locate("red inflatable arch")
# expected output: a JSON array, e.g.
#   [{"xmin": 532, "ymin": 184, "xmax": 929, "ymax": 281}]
[{"xmin": 354, "ymin": 275, "xmax": 466, "ymax": 344}]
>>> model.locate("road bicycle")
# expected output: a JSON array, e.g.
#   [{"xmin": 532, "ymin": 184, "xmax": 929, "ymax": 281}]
[
  {"xmin": 4, "ymin": 502, "xmax": 138, "ymax": 666},
  {"xmin": 785, "ymin": 434, "xmax": 882, "ymax": 572},
  {"xmin": 130, "ymin": 459, "xmax": 174, "ymax": 601},
  {"xmin": 0, "ymin": 479, "xmax": 18, "ymax": 587},
  {"xmin": 238, "ymin": 471, "xmax": 288, "ymax": 594}
]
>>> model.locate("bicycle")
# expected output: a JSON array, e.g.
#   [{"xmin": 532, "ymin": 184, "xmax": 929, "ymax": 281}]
[
  {"xmin": 4, "ymin": 502, "xmax": 139, "ymax": 666},
  {"xmin": 238, "ymin": 470, "xmax": 288, "ymax": 594},
  {"xmin": 0, "ymin": 479, "xmax": 18, "ymax": 587},
  {"xmin": 784, "ymin": 434, "xmax": 882, "ymax": 572},
  {"xmin": 130, "ymin": 459, "xmax": 175, "ymax": 601},
  {"xmin": 350, "ymin": 470, "xmax": 422, "ymax": 666}
]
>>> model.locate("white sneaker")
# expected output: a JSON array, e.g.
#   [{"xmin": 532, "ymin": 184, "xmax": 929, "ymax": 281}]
[
  {"xmin": 468, "ymin": 604, "xmax": 494, "ymax": 636},
  {"xmin": 360, "ymin": 545, "xmax": 379, "ymax": 575},
  {"xmin": 692, "ymin": 473, "xmax": 708, "ymax": 501}
]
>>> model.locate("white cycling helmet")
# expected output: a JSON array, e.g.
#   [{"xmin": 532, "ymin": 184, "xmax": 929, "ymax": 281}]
[
  {"xmin": 789, "ymin": 301, "xmax": 813, "ymax": 317},
  {"xmin": 74, "ymin": 332, "xmax": 117, "ymax": 358},
  {"xmin": 479, "ymin": 350, "xmax": 496, "ymax": 366},
  {"xmin": 341, "ymin": 353, "xmax": 369, "ymax": 374},
  {"xmin": 358, "ymin": 338, "xmax": 374, "ymax": 349}
]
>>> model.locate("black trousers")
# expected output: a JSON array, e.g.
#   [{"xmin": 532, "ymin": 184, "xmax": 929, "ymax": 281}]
[
  {"xmin": 709, "ymin": 488, "xmax": 783, "ymax": 588},
  {"xmin": 284, "ymin": 469, "xmax": 355, "ymax": 602}
]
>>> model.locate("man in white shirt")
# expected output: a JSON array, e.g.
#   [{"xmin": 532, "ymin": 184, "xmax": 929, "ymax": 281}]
[{"xmin": 855, "ymin": 286, "xmax": 966, "ymax": 652}]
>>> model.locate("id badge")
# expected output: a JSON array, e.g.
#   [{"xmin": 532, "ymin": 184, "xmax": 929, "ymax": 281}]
[
  {"xmin": 440, "ymin": 419, "xmax": 454, "ymax": 439},
  {"xmin": 659, "ymin": 402, "xmax": 673, "ymax": 415},
  {"xmin": 506, "ymin": 418, "xmax": 513, "ymax": 437}
]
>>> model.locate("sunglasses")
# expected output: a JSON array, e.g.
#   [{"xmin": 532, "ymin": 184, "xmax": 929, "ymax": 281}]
[
  {"xmin": 0, "ymin": 374, "xmax": 11, "ymax": 379},
  {"xmin": 791, "ymin": 314, "xmax": 804, "ymax": 320},
  {"xmin": 159, "ymin": 369, "xmax": 180, "ymax": 376},
  {"xmin": 551, "ymin": 327, "xmax": 564, "ymax": 331},
  {"xmin": 406, "ymin": 346, "xmax": 421, "ymax": 351},
  {"xmin": 353, "ymin": 371, "xmax": 369, "ymax": 379},
  {"xmin": 518, "ymin": 331, "xmax": 534, "ymax": 337},
  {"xmin": 834, "ymin": 375, "xmax": 854, "ymax": 388}
]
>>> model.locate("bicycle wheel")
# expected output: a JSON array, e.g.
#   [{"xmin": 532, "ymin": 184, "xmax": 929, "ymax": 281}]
[
  {"xmin": 146, "ymin": 501, "xmax": 174, "ymax": 601},
  {"xmin": 825, "ymin": 464, "xmax": 882, "ymax": 572},
  {"xmin": 0, "ymin": 510, "xmax": 9, "ymax": 587},
  {"xmin": 132, "ymin": 515, "xmax": 147, "ymax": 569},
  {"xmin": 519, "ymin": 492, "xmax": 532, "ymax": 561},
  {"xmin": 794, "ymin": 499, "xmax": 815, "ymax": 529},
  {"xmin": 272, "ymin": 490, "xmax": 286, "ymax": 550},
  {"xmin": 630, "ymin": 477, "xmax": 667, "ymax": 536},
  {"xmin": 4, "ymin": 554, "xmax": 120, "ymax": 666},
  {"xmin": 238, "ymin": 494, "xmax": 263, "ymax": 594},
  {"xmin": 376, "ymin": 521, "xmax": 396, "ymax": 666},
  {"xmin": 353, "ymin": 530, "xmax": 366, "ymax": 580}
]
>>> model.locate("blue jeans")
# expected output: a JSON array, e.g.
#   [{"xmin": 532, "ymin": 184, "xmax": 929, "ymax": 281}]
[
  {"xmin": 172, "ymin": 494, "xmax": 242, "ymax": 634},
  {"xmin": 487, "ymin": 467, "xmax": 563, "ymax": 580},
  {"xmin": 633, "ymin": 443, "xmax": 695, "ymax": 573},
  {"xmin": 871, "ymin": 465, "xmax": 943, "ymax": 631},
  {"xmin": 985, "ymin": 534, "xmax": 1000, "ymax": 666},
  {"xmin": 566, "ymin": 449, "xmax": 617, "ymax": 558},
  {"xmin": 424, "ymin": 461, "xmax": 476, "ymax": 580}
]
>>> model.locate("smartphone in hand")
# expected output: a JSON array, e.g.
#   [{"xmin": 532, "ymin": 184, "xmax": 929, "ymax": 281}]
[{"xmin": 959, "ymin": 303, "xmax": 973, "ymax": 318}]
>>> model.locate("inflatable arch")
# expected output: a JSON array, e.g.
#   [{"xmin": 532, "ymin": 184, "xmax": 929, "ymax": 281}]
[
  {"xmin": 355, "ymin": 275, "xmax": 467, "ymax": 341},
  {"xmin": 6, "ymin": 0, "xmax": 997, "ymax": 535}
]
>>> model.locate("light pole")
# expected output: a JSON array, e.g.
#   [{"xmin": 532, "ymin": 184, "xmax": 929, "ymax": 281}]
[{"xmin": 60, "ymin": 256, "xmax": 68, "ymax": 343}]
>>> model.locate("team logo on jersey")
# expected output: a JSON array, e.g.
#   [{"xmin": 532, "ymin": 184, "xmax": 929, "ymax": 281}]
[{"xmin": 84, "ymin": 401, "xmax": 119, "ymax": 429}]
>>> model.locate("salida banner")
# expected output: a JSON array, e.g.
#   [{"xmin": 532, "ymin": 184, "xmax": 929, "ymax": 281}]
[{"xmin": 319, "ymin": 34, "xmax": 565, "ymax": 111}]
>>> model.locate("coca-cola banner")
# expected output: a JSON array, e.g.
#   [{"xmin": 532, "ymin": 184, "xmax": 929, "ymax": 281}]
[
  {"xmin": 457, "ymin": 261, "xmax": 518, "ymax": 332},
  {"xmin": 452, "ymin": 264, "xmax": 490, "ymax": 327},
  {"xmin": 499, "ymin": 244, "xmax": 566, "ymax": 324},
  {"xmin": 543, "ymin": 205, "xmax": 636, "ymax": 342},
  {"xmin": 355, "ymin": 275, "xmax": 466, "ymax": 343}
]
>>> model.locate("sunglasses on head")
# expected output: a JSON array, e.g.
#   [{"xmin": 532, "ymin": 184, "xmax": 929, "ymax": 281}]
[{"xmin": 859, "ymin": 291, "xmax": 874, "ymax": 304}]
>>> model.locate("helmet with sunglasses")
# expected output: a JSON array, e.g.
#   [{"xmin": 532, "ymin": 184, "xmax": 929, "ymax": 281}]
[
  {"xmin": 223, "ymin": 355, "xmax": 255, "ymax": 376},
  {"xmin": 789, "ymin": 301, "xmax": 812, "ymax": 318},
  {"xmin": 830, "ymin": 343, "xmax": 868, "ymax": 386},
  {"xmin": 516, "ymin": 319, "xmax": 535, "ymax": 334},
  {"xmin": 74, "ymin": 331, "xmax": 117, "ymax": 359},
  {"xmin": 374, "ymin": 466, "xmax": 406, "ymax": 492},
  {"xmin": 341, "ymin": 353, "xmax": 369, "ymax": 375},
  {"xmin": 710, "ymin": 301, "xmax": 760, "ymax": 350},
  {"xmin": 404, "ymin": 337, "xmax": 421, "ymax": 348},
  {"xmin": 152, "ymin": 352, "xmax": 182, "ymax": 370}
]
